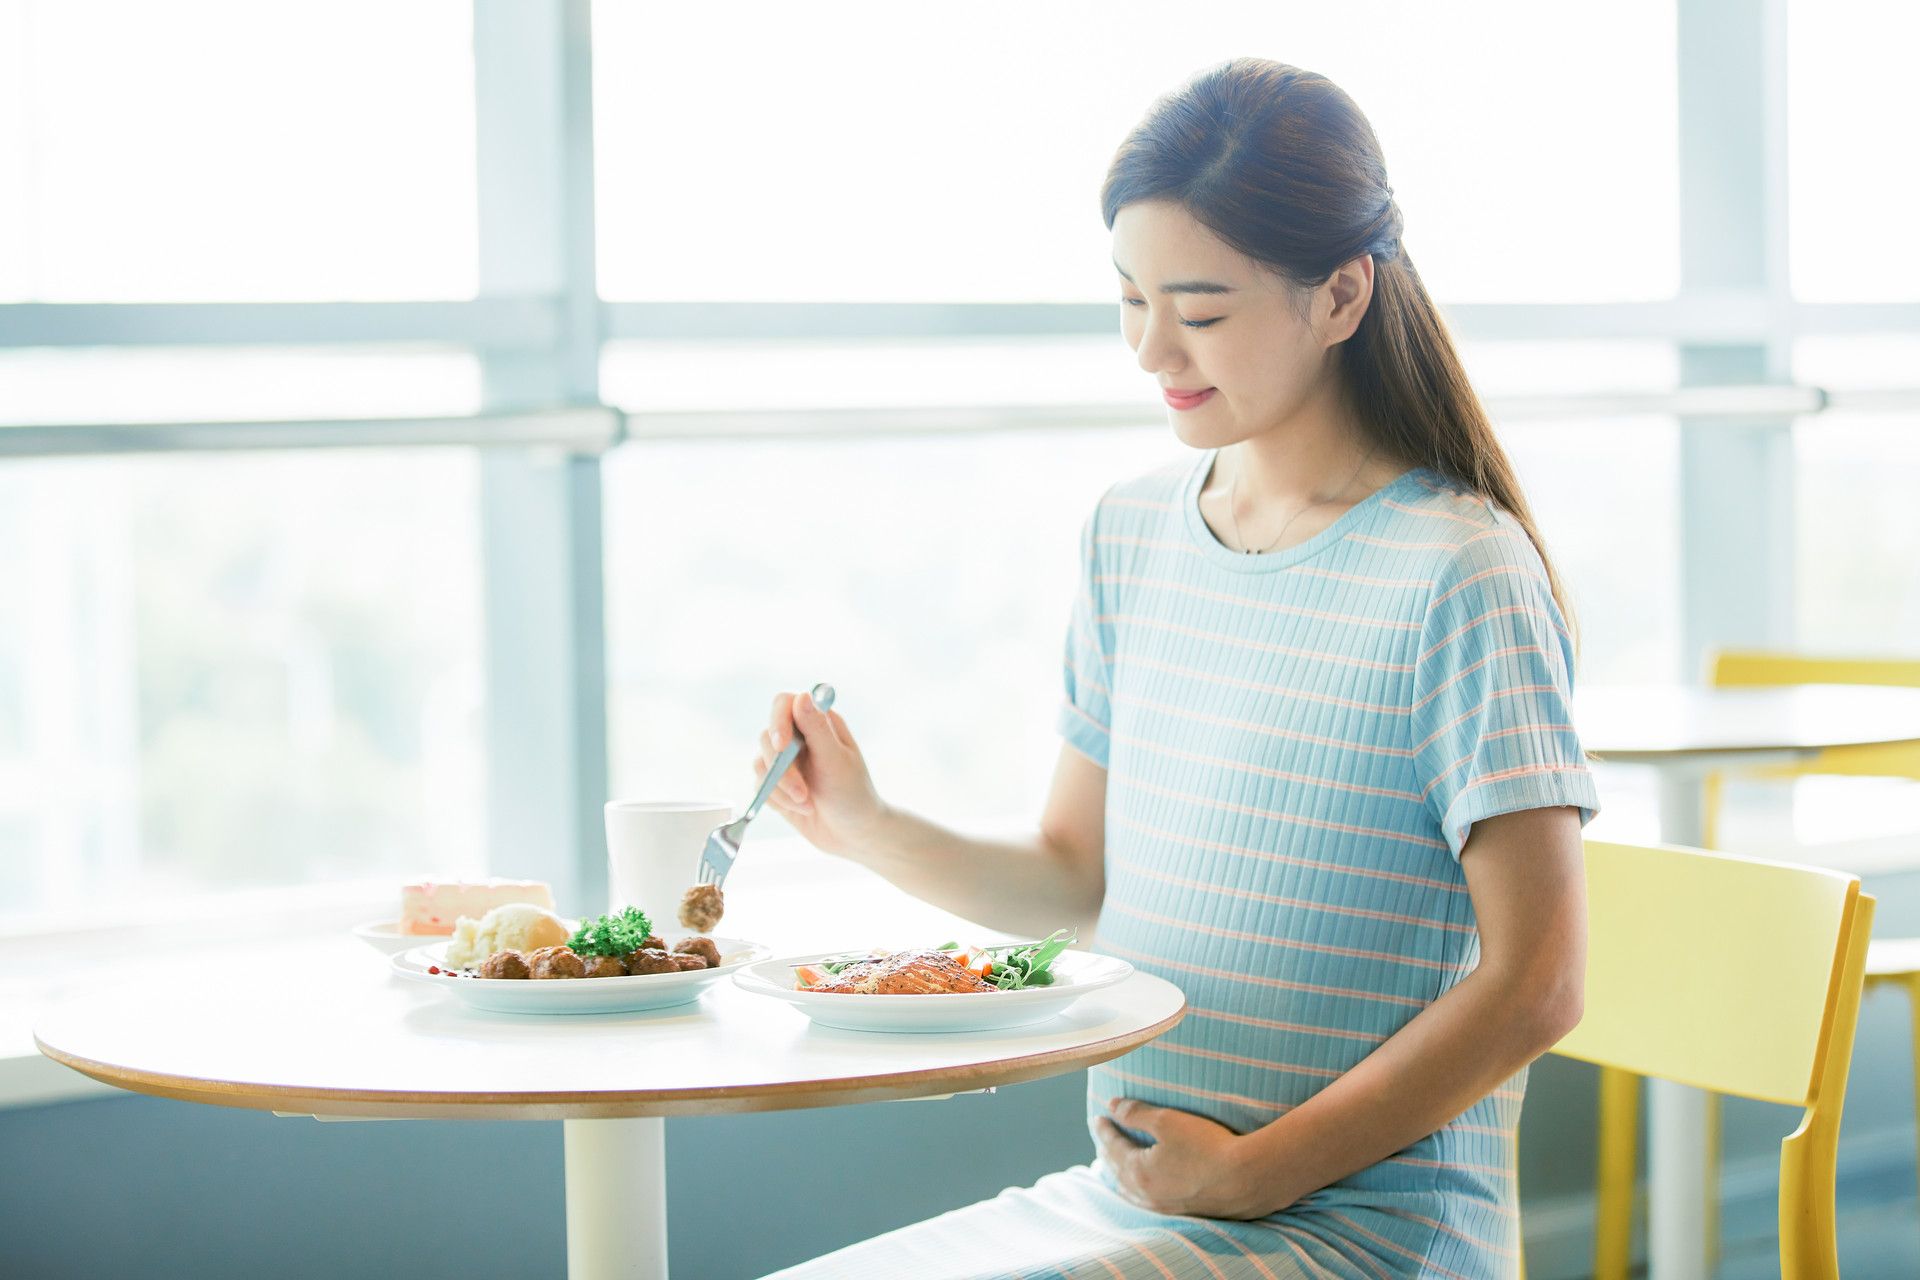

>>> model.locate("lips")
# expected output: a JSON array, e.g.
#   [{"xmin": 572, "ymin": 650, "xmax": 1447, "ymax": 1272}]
[{"xmin": 1162, "ymin": 386, "xmax": 1217, "ymax": 411}]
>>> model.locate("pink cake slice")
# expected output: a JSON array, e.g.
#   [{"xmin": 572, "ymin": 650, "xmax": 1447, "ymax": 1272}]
[{"xmin": 399, "ymin": 879, "xmax": 556, "ymax": 935}]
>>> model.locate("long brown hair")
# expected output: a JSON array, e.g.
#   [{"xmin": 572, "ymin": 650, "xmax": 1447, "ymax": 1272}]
[{"xmin": 1101, "ymin": 57, "xmax": 1575, "ymax": 635}]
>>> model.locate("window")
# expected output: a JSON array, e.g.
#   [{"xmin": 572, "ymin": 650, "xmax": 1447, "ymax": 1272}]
[
  {"xmin": 1788, "ymin": 0, "xmax": 1920, "ymax": 302},
  {"xmin": 603, "ymin": 427, "xmax": 1173, "ymax": 834},
  {"xmin": 0, "ymin": 0, "xmax": 477, "ymax": 302},
  {"xmin": 1794, "ymin": 336, "xmax": 1920, "ymax": 651},
  {"xmin": 593, "ymin": 0, "xmax": 1678, "ymax": 304},
  {"xmin": 0, "ymin": 450, "xmax": 485, "ymax": 926}
]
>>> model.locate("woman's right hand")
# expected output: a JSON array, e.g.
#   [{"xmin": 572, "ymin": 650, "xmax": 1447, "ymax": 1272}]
[{"xmin": 754, "ymin": 689, "xmax": 888, "ymax": 860}]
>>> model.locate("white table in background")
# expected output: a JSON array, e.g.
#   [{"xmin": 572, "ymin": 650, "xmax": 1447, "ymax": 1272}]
[
  {"xmin": 1576, "ymin": 682, "xmax": 1920, "ymax": 1280},
  {"xmin": 35, "ymin": 937, "xmax": 1185, "ymax": 1280}
]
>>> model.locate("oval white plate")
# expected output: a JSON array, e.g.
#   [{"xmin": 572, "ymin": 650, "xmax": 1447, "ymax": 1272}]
[
  {"xmin": 392, "ymin": 937, "xmax": 770, "ymax": 1015},
  {"xmin": 353, "ymin": 920, "xmax": 448, "ymax": 955},
  {"xmin": 733, "ymin": 950, "xmax": 1134, "ymax": 1033}
]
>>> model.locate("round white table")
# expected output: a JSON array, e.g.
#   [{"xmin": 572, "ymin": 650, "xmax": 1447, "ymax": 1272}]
[
  {"xmin": 35, "ymin": 938, "xmax": 1186, "ymax": 1280},
  {"xmin": 1574, "ymin": 682, "xmax": 1920, "ymax": 1280}
]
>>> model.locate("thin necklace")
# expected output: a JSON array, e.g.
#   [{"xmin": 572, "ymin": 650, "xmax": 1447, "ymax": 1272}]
[{"xmin": 1227, "ymin": 445, "xmax": 1377, "ymax": 555}]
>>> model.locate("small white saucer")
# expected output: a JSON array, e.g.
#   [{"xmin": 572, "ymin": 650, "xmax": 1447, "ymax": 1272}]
[{"xmin": 352, "ymin": 919, "xmax": 438, "ymax": 955}]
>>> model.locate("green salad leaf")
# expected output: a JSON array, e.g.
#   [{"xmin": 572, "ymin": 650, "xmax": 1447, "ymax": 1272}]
[
  {"xmin": 568, "ymin": 905, "xmax": 653, "ymax": 957},
  {"xmin": 983, "ymin": 928, "xmax": 1076, "ymax": 991}
]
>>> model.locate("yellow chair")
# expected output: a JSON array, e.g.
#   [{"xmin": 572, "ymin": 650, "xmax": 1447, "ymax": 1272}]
[
  {"xmin": 1540, "ymin": 838, "xmax": 1875, "ymax": 1280},
  {"xmin": 1586, "ymin": 652, "xmax": 1920, "ymax": 1280}
]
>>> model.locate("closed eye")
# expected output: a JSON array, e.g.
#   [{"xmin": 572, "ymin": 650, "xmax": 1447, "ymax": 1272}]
[{"xmin": 1121, "ymin": 297, "xmax": 1223, "ymax": 328}]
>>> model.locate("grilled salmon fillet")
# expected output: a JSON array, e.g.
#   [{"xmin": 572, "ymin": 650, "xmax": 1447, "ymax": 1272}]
[{"xmin": 813, "ymin": 948, "xmax": 996, "ymax": 995}]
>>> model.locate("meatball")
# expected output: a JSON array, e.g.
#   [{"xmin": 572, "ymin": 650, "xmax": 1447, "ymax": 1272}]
[
  {"xmin": 622, "ymin": 947, "xmax": 680, "ymax": 976},
  {"xmin": 637, "ymin": 934, "xmax": 666, "ymax": 953},
  {"xmin": 477, "ymin": 949, "xmax": 530, "ymax": 980},
  {"xmin": 526, "ymin": 946, "xmax": 586, "ymax": 979},
  {"xmin": 670, "ymin": 952, "xmax": 708, "ymax": 971},
  {"xmin": 673, "ymin": 936, "xmax": 722, "ymax": 970},
  {"xmin": 677, "ymin": 883, "xmax": 724, "ymax": 932},
  {"xmin": 581, "ymin": 954, "xmax": 625, "ymax": 979}
]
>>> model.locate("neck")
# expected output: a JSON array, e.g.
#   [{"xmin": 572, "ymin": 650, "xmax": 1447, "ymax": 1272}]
[{"xmin": 1226, "ymin": 376, "xmax": 1381, "ymax": 508}]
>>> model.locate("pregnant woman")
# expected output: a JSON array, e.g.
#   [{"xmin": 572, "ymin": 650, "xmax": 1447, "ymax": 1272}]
[{"xmin": 753, "ymin": 57, "xmax": 1598, "ymax": 1280}]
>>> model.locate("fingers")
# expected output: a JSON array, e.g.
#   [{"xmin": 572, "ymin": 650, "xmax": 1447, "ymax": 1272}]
[
  {"xmin": 1091, "ymin": 1116, "xmax": 1129, "ymax": 1167},
  {"xmin": 793, "ymin": 687, "xmax": 846, "ymax": 749},
  {"xmin": 768, "ymin": 692, "xmax": 796, "ymax": 751},
  {"xmin": 1091, "ymin": 1119, "xmax": 1148, "ymax": 1208},
  {"xmin": 825, "ymin": 708, "xmax": 855, "ymax": 751},
  {"xmin": 1107, "ymin": 1097, "xmax": 1160, "ymax": 1139},
  {"xmin": 752, "ymin": 742, "xmax": 810, "ymax": 811}
]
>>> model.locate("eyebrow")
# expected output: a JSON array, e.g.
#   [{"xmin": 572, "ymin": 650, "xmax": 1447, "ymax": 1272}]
[{"xmin": 1113, "ymin": 261, "xmax": 1237, "ymax": 296}]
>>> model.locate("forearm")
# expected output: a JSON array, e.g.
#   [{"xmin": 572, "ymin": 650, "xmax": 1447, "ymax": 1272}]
[
  {"xmin": 847, "ymin": 804, "xmax": 1104, "ymax": 940},
  {"xmin": 1239, "ymin": 963, "xmax": 1571, "ymax": 1212}
]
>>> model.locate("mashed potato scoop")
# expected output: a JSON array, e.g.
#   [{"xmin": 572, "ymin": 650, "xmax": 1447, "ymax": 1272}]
[{"xmin": 446, "ymin": 902, "xmax": 572, "ymax": 967}]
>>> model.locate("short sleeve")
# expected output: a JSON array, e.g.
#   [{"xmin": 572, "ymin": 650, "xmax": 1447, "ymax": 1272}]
[
  {"xmin": 1057, "ymin": 506, "xmax": 1112, "ymax": 768},
  {"xmin": 1410, "ymin": 526, "xmax": 1600, "ymax": 859}
]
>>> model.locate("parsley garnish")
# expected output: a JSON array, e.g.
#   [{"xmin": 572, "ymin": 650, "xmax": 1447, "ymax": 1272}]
[{"xmin": 568, "ymin": 906, "xmax": 653, "ymax": 958}]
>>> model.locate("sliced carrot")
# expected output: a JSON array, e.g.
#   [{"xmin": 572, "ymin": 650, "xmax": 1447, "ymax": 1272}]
[{"xmin": 794, "ymin": 965, "xmax": 827, "ymax": 989}]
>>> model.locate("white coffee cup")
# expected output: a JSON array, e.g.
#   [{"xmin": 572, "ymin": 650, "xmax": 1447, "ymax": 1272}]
[{"xmin": 604, "ymin": 799, "xmax": 733, "ymax": 922}]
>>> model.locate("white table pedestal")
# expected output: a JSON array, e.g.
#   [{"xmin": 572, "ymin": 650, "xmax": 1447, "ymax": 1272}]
[{"xmin": 565, "ymin": 1116, "xmax": 667, "ymax": 1280}]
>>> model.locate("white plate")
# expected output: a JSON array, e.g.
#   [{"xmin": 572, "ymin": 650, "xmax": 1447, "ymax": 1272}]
[
  {"xmin": 391, "ymin": 936, "xmax": 770, "ymax": 1014},
  {"xmin": 733, "ymin": 950, "xmax": 1134, "ymax": 1032},
  {"xmin": 352, "ymin": 920, "xmax": 446, "ymax": 955}
]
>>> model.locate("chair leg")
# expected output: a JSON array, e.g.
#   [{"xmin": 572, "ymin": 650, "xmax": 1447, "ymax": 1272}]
[
  {"xmin": 1702, "ymin": 769, "xmax": 1723, "ymax": 850},
  {"xmin": 1514, "ymin": 1125, "xmax": 1528, "ymax": 1280},
  {"xmin": 1595, "ymin": 1066, "xmax": 1639, "ymax": 1280},
  {"xmin": 1706, "ymin": 1091, "xmax": 1722, "ymax": 1270},
  {"xmin": 1907, "ymin": 976, "xmax": 1920, "ymax": 1219}
]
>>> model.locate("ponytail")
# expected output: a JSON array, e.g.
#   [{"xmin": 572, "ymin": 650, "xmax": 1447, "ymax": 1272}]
[{"xmin": 1348, "ymin": 251, "xmax": 1577, "ymax": 642}]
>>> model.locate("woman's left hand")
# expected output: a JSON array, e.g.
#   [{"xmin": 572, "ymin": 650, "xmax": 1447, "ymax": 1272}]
[{"xmin": 1092, "ymin": 1097, "xmax": 1280, "ymax": 1220}]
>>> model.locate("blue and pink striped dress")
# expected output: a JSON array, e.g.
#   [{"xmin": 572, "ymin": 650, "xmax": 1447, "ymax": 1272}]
[{"xmin": 772, "ymin": 451, "xmax": 1598, "ymax": 1280}]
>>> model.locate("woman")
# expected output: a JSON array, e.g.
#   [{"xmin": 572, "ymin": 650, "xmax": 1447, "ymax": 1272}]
[{"xmin": 755, "ymin": 58, "xmax": 1597, "ymax": 1280}]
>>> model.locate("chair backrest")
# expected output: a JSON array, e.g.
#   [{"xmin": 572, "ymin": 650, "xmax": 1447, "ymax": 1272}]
[
  {"xmin": 1555, "ymin": 839, "xmax": 1869, "ymax": 1102},
  {"xmin": 1552, "ymin": 838, "xmax": 1876, "ymax": 1278},
  {"xmin": 1710, "ymin": 650, "xmax": 1920, "ymax": 779},
  {"xmin": 1711, "ymin": 650, "xmax": 1920, "ymax": 692}
]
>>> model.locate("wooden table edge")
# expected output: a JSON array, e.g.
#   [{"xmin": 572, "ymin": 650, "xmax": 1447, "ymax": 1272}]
[{"xmin": 33, "ymin": 1001, "xmax": 1186, "ymax": 1121}]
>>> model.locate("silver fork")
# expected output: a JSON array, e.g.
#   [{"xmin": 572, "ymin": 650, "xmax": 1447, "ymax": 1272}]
[{"xmin": 696, "ymin": 682, "xmax": 836, "ymax": 888}]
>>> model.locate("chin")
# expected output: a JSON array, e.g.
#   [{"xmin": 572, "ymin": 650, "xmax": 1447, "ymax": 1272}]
[{"xmin": 1168, "ymin": 409, "xmax": 1247, "ymax": 452}]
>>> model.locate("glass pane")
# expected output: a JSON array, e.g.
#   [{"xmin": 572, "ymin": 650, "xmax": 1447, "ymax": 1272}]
[
  {"xmin": 1789, "ymin": 0, "xmax": 1920, "ymax": 302},
  {"xmin": 1498, "ymin": 415, "xmax": 1681, "ymax": 685},
  {"xmin": 1793, "ymin": 335, "xmax": 1920, "ymax": 651},
  {"xmin": 604, "ymin": 429, "xmax": 1172, "ymax": 831},
  {"xmin": 594, "ymin": 0, "xmax": 1677, "ymax": 305},
  {"xmin": 0, "ymin": 347, "xmax": 483, "ymax": 426},
  {"xmin": 0, "ymin": 451, "xmax": 485, "ymax": 926},
  {"xmin": 0, "ymin": 0, "xmax": 476, "ymax": 302}
]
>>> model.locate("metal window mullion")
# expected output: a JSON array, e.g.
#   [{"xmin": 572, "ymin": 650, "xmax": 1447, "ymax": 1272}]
[
  {"xmin": 0, "ymin": 300, "xmax": 560, "ymax": 350},
  {"xmin": 1675, "ymin": 0, "xmax": 1797, "ymax": 685},
  {"xmin": 471, "ymin": 0, "xmax": 610, "ymax": 914}
]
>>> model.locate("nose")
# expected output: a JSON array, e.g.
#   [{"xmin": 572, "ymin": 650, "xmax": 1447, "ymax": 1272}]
[{"xmin": 1131, "ymin": 308, "xmax": 1186, "ymax": 378}]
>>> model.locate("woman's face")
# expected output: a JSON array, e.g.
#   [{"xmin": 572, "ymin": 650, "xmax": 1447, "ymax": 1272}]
[{"xmin": 1111, "ymin": 199, "xmax": 1342, "ymax": 450}]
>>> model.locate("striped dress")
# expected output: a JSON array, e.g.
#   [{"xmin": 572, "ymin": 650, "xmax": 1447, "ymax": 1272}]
[{"xmin": 768, "ymin": 451, "xmax": 1599, "ymax": 1280}]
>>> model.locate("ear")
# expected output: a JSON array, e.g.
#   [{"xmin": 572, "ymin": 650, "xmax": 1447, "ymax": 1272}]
[{"xmin": 1317, "ymin": 254, "xmax": 1375, "ymax": 346}]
